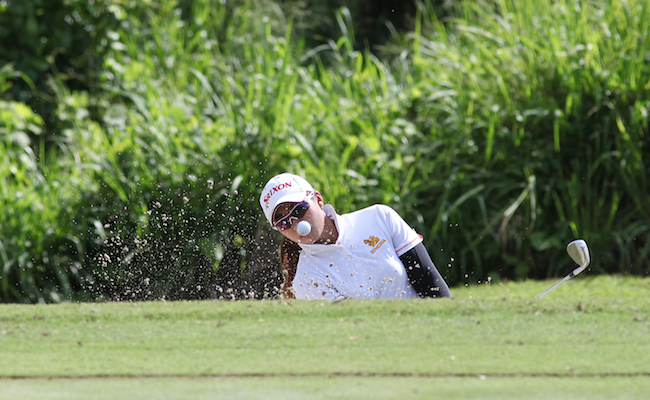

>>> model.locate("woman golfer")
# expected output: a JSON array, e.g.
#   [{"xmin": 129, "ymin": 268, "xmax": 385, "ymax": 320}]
[{"xmin": 260, "ymin": 173, "xmax": 451, "ymax": 300}]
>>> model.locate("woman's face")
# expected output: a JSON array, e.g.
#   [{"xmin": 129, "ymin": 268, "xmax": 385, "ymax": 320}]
[{"xmin": 273, "ymin": 192, "xmax": 326, "ymax": 244}]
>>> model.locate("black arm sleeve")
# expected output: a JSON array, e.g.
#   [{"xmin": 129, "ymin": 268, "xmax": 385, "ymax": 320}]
[{"xmin": 399, "ymin": 243, "xmax": 452, "ymax": 298}]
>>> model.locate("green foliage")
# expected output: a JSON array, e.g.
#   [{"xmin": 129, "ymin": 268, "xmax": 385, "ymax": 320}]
[
  {"xmin": 74, "ymin": 0, "xmax": 435, "ymax": 301},
  {"xmin": 0, "ymin": 65, "xmax": 93, "ymax": 303},
  {"xmin": 60, "ymin": 0, "xmax": 284, "ymax": 301},
  {"xmin": 1, "ymin": 0, "xmax": 648, "ymax": 303},
  {"xmin": 0, "ymin": 0, "xmax": 120, "ymax": 135},
  {"xmin": 403, "ymin": 0, "xmax": 650, "ymax": 282}
]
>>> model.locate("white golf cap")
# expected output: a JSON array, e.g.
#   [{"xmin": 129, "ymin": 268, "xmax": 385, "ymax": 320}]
[{"xmin": 259, "ymin": 173, "xmax": 314, "ymax": 225}]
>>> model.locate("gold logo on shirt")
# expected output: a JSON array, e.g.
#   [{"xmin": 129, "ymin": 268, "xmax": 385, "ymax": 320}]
[{"xmin": 364, "ymin": 235, "xmax": 386, "ymax": 254}]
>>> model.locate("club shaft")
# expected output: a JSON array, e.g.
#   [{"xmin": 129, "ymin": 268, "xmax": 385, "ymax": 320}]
[{"xmin": 534, "ymin": 274, "xmax": 572, "ymax": 299}]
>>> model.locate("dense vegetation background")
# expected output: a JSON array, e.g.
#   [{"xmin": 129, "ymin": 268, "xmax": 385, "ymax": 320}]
[{"xmin": 1, "ymin": 0, "xmax": 648, "ymax": 303}]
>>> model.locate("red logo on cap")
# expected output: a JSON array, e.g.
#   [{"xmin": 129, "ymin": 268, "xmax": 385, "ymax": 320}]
[{"xmin": 263, "ymin": 182, "xmax": 293, "ymax": 209}]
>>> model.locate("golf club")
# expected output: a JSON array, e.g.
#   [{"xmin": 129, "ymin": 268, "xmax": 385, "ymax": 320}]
[{"xmin": 534, "ymin": 239, "xmax": 590, "ymax": 299}]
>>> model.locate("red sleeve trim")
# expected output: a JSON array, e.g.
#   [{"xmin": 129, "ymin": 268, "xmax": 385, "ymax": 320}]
[{"xmin": 396, "ymin": 234, "xmax": 423, "ymax": 254}]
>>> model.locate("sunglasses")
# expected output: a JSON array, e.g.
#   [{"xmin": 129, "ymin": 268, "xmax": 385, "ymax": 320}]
[{"xmin": 273, "ymin": 193, "xmax": 314, "ymax": 231}]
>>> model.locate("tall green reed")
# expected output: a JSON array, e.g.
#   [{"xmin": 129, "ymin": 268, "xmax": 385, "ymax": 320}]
[{"xmin": 405, "ymin": 0, "xmax": 649, "ymax": 281}]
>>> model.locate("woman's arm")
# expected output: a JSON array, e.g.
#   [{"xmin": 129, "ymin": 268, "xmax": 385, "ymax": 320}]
[{"xmin": 399, "ymin": 243, "xmax": 452, "ymax": 298}]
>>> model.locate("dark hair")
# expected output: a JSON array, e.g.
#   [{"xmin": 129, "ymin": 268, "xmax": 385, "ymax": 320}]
[{"xmin": 279, "ymin": 237, "xmax": 301, "ymax": 299}]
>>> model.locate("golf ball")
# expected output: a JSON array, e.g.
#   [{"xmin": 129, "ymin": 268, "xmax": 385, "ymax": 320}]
[{"xmin": 296, "ymin": 220, "xmax": 311, "ymax": 236}]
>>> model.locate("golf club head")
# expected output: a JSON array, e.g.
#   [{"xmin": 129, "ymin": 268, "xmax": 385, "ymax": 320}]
[
  {"xmin": 534, "ymin": 239, "xmax": 591, "ymax": 299},
  {"xmin": 567, "ymin": 239, "xmax": 590, "ymax": 276}
]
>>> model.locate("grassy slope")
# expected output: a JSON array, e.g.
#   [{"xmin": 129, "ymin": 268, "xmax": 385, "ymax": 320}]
[
  {"xmin": 0, "ymin": 276, "xmax": 649, "ymax": 398},
  {"xmin": 0, "ymin": 276, "xmax": 648, "ymax": 376}
]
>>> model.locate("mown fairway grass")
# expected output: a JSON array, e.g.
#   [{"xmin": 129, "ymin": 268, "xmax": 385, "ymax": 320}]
[{"xmin": 1, "ymin": 276, "xmax": 649, "ymax": 399}]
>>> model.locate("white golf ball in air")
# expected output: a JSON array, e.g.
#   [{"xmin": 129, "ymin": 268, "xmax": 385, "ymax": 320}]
[{"xmin": 296, "ymin": 220, "xmax": 311, "ymax": 236}]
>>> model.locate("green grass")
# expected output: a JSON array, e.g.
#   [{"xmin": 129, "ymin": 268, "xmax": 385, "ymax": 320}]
[
  {"xmin": 1, "ymin": 376, "xmax": 650, "ymax": 400},
  {"xmin": 0, "ymin": 276, "xmax": 649, "ymax": 398}
]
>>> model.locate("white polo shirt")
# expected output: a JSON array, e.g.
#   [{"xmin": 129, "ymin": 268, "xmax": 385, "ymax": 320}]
[{"xmin": 293, "ymin": 204, "xmax": 422, "ymax": 300}]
